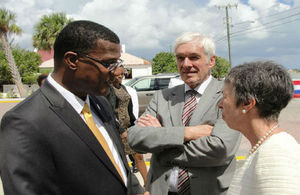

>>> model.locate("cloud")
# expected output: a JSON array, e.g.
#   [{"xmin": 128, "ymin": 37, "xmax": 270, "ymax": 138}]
[
  {"xmin": 266, "ymin": 47, "xmax": 275, "ymax": 52},
  {"xmin": 208, "ymin": 0, "xmax": 238, "ymax": 7},
  {"xmin": 295, "ymin": 0, "xmax": 300, "ymax": 6},
  {"xmin": 248, "ymin": 0, "xmax": 277, "ymax": 10},
  {"xmin": 71, "ymin": 0, "xmax": 226, "ymax": 52}
]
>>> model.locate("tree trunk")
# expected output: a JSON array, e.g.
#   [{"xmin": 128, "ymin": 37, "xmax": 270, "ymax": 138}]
[{"xmin": 0, "ymin": 33, "xmax": 26, "ymax": 98}]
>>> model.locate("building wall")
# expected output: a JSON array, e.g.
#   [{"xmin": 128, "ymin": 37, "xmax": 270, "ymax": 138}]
[
  {"xmin": 3, "ymin": 84, "xmax": 39, "ymax": 98},
  {"xmin": 39, "ymin": 67, "xmax": 53, "ymax": 73},
  {"xmin": 126, "ymin": 65, "xmax": 152, "ymax": 78}
]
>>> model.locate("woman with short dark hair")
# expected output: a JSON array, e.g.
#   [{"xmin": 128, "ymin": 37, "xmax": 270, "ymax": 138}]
[
  {"xmin": 106, "ymin": 66, "xmax": 148, "ymax": 186},
  {"xmin": 218, "ymin": 60, "xmax": 300, "ymax": 194},
  {"xmin": 37, "ymin": 73, "xmax": 48, "ymax": 87}
]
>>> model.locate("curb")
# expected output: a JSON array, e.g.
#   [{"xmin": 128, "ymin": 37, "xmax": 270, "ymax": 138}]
[{"xmin": 129, "ymin": 156, "xmax": 247, "ymax": 167}]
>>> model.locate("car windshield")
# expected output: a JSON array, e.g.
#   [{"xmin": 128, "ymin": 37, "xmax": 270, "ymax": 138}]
[{"xmin": 125, "ymin": 77, "xmax": 139, "ymax": 86}]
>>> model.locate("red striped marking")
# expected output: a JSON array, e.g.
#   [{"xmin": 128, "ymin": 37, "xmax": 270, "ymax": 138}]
[
  {"xmin": 293, "ymin": 80, "xmax": 300, "ymax": 85},
  {"xmin": 294, "ymin": 94, "xmax": 300, "ymax": 98}
]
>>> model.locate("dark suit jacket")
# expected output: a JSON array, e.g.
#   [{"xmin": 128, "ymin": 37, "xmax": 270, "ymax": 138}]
[{"xmin": 0, "ymin": 81, "xmax": 143, "ymax": 195}]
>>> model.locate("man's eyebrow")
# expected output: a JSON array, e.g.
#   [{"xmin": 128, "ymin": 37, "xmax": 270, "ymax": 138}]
[{"xmin": 176, "ymin": 53, "xmax": 201, "ymax": 57}]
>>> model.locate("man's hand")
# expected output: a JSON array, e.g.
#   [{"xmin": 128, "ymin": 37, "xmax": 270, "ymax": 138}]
[
  {"xmin": 138, "ymin": 192, "xmax": 150, "ymax": 195},
  {"xmin": 137, "ymin": 114, "xmax": 162, "ymax": 127},
  {"xmin": 184, "ymin": 124, "xmax": 213, "ymax": 141}
]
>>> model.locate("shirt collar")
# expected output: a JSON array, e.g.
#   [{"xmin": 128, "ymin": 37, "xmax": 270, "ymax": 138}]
[
  {"xmin": 47, "ymin": 73, "xmax": 89, "ymax": 114},
  {"xmin": 184, "ymin": 75, "xmax": 212, "ymax": 95}
]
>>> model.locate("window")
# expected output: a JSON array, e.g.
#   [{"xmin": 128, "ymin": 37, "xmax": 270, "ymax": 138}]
[
  {"xmin": 133, "ymin": 78, "xmax": 155, "ymax": 91},
  {"xmin": 156, "ymin": 78, "xmax": 171, "ymax": 90}
]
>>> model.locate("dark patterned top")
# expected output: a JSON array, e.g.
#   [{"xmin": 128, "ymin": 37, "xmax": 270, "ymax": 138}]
[
  {"xmin": 114, "ymin": 86, "xmax": 136, "ymax": 155},
  {"xmin": 114, "ymin": 86, "xmax": 131, "ymax": 130}
]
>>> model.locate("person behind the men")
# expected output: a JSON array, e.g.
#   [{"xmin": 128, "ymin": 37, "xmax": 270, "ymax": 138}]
[
  {"xmin": 106, "ymin": 65, "xmax": 148, "ymax": 185},
  {"xmin": 37, "ymin": 73, "xmax": 48, "ymax": 87},
  {"xmin": 218, "ymin": 61, "xmax": 300, "ymax": 194},
  {"xmin": 127, "ymin": 32, "xmax": 241, "ymax": 195},
  {"xmin": 0, "ymin": 20, "xmax": 144, "ymax": 195}
]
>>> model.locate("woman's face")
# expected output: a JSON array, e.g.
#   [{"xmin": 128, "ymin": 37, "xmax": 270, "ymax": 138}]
[
  {"xmin": 218, "ymin": 83, "xmax": 243, "ymax": 131},
  {"xmin": 112, "ymin": 66, "xmax": 125, "ymax": 88}
]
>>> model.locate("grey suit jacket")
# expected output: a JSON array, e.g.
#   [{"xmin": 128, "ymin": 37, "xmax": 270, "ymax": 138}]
[
  {"xmin": 128, "ymin": 78, "xmax": 241, "ymax": 195},
  {"xmin": 0, "ymin": 81, "xmax": 143, "ymax": 195}
]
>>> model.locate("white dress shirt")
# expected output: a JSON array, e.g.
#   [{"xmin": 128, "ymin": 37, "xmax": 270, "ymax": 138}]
[
  {"xmin": 47, "ymin": 74, "xmax": 127, "ymax": 185},
  {"xmin": 125, "ymin": 85, "xmax": 139, "ymax": 119}
]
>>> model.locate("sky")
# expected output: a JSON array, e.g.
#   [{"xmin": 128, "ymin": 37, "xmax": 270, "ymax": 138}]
[{"xmin": 1, "ymin": 0, "xmax": 300, "ymax": 69}]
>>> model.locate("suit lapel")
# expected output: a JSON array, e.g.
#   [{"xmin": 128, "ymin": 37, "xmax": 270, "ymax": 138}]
[
  {"xmin": 41, "ymin": 82, "xmax": 125, "ymax": 185},
  {"xmin": 190, "ymin": 78, "xmax": 222, "ymax": 124},
  {"xmin": 169, "ymin": 85, "xmax": 185, "ymax": 126}
]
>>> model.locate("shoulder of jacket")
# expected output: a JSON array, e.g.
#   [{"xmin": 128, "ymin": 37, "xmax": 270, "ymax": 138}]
[
  {"xmin": 161, "ymin": 84, "xmax": 184, "ymax": 95},
  {"xmin": 210, "ymin": 77, "xmax": 224, "ymax": 91}
]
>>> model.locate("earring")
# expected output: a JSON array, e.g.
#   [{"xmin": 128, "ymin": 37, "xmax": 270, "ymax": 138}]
[{"xmin": 242, "ymin": 109, "xmax": 246, "ymax": 114}]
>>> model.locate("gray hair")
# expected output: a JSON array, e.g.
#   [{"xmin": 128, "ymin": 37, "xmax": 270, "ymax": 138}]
[
  {"xmin": 174, "ymin": 32, "xmax": 216, "ymax": 60},
  {"xmin": 225, "ymin": 60, "xmax": 294, "ymax": 121}
]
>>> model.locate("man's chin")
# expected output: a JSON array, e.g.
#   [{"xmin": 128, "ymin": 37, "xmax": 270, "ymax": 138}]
[
  {"xmin": 185, "ymin": 80, "xmax": 200, "ymax": 88},
  {"xmin": 99, "ymin": 88, "xmax": 110, "ymax": 96},
  {"xmin": 89, "ymin": 86, "xmax": 110, "ymax": 96}
]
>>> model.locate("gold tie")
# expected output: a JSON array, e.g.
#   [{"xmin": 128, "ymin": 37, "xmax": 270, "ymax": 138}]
[{"xmin": 81, "ymin": 103, "xmax": 124, "ymax": 182}]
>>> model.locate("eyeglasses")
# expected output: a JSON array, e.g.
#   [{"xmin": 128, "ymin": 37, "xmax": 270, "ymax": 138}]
[{"xmin": 82, "ymin": 54, "xmax": 123, "ymax": 71}]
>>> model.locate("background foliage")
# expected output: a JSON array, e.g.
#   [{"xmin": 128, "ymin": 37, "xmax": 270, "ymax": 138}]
[
  {"xmin": 32, "ymin": 12, "xmax": 72, "ymax": 50},
  {"xmin": 212, "ymin": 56, "xmax": 231, "ymax": 79},
  {"xmin": 152, "ymin": 52, "xmax": 177, "ymax": 74},
  {"xmin": 0, "ymin": 47, "xmax": 42, "ymax": 85}
]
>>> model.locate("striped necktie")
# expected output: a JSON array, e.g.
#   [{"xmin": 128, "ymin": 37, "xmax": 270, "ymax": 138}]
[
  {"xmin": 182, "ymin": 90, "xmax": 198, "ymax": 126},
  {"xmin": 178, "ymin": 90, "xmax": 198, "ymax": 194},
  {"xmin": 81, "ymin": 103, "xmax": 124, "ymax": 183}
]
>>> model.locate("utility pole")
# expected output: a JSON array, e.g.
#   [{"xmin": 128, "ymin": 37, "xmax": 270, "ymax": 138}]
[{"xmin": 216, "ymin": 4, "xmax": 237, "ymax": 67}]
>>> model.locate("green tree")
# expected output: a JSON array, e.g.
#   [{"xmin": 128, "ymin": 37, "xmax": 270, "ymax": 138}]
[
  {"xmin": 0, "ymin": 47, "xmax": 42, "ymax": 85},
  {"xmin": 0, "ymin": 8, "xmax": 26, "ymax": 97},
  {"xmin": 152, "ymin": 52, "xmax": 177, "ymax": 74},
  {"xmin": 211, "ymin": 56, "xmax": 231, "ymax": 79},
  {"xmin": 33, "ymin": 12, "xmax": 72, "ymax": 50}
]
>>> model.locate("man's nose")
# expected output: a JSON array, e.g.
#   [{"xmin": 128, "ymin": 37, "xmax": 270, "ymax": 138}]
[
  {"xmin": 218, "ymin": 99, "xmax": 223, "ymax": 109},
  {"xmin": 183, "ymin": 57, "xmax": 192, "ymax": 67}
]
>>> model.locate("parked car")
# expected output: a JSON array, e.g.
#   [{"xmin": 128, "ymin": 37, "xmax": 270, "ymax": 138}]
[{"xmin": 125, "ymin": 73, "xmax": 181, "ymax": 116}]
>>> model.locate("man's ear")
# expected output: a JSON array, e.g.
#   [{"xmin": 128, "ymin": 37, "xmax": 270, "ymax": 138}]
[
  {"xmin": 209, "ymin": 55, "xmax": 216, "ymax": 68},
  {"xmin": 64, "ymin": 51, "xmax": 78, "ymax": 70}
]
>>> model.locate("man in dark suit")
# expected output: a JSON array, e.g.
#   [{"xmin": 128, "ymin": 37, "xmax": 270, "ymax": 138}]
[
  {"xmin": 0, "ymin": 20, "xmax": 144, "ymax": 195},
  {"xmin": 127, "ymin": 32, "xmax": 241, "ymax": 195}
]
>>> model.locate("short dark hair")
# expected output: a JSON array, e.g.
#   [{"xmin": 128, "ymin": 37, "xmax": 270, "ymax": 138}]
[
  {"xmin": 54, "ymin": 20, "xmax": 120, "ymax": 64},
  {"xmin": 37, "ymin": 73, "xmax": 48, "ymax": 87},
  {"xmin": 225, "ymin": 60, "xmax": 294, "ymax": 121}
]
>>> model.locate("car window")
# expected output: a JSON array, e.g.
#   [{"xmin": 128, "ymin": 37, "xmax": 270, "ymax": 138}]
[
  {"xmin": 133, "ymin": 78, "xmax": 155, "ymax": 91},
  {"xmin": 156, "ymin": 78, "xmax": 171, "ymax": 90},
  {"xmin": 168, "ymin": 76, "xmax": 184, "ymax": 88},
  {"xmin": 125, "ymin": 77, "xmax": 139, "ymax": 86}
]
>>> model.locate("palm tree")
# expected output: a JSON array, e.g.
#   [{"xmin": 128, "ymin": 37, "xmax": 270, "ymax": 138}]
[
  {"xmin": 33, "ymin": 12, "xmax": 72, "ymax": 50},
  {"xmin": 0, "ymin": 8, "xmax": 26, "ymax": 98}
]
